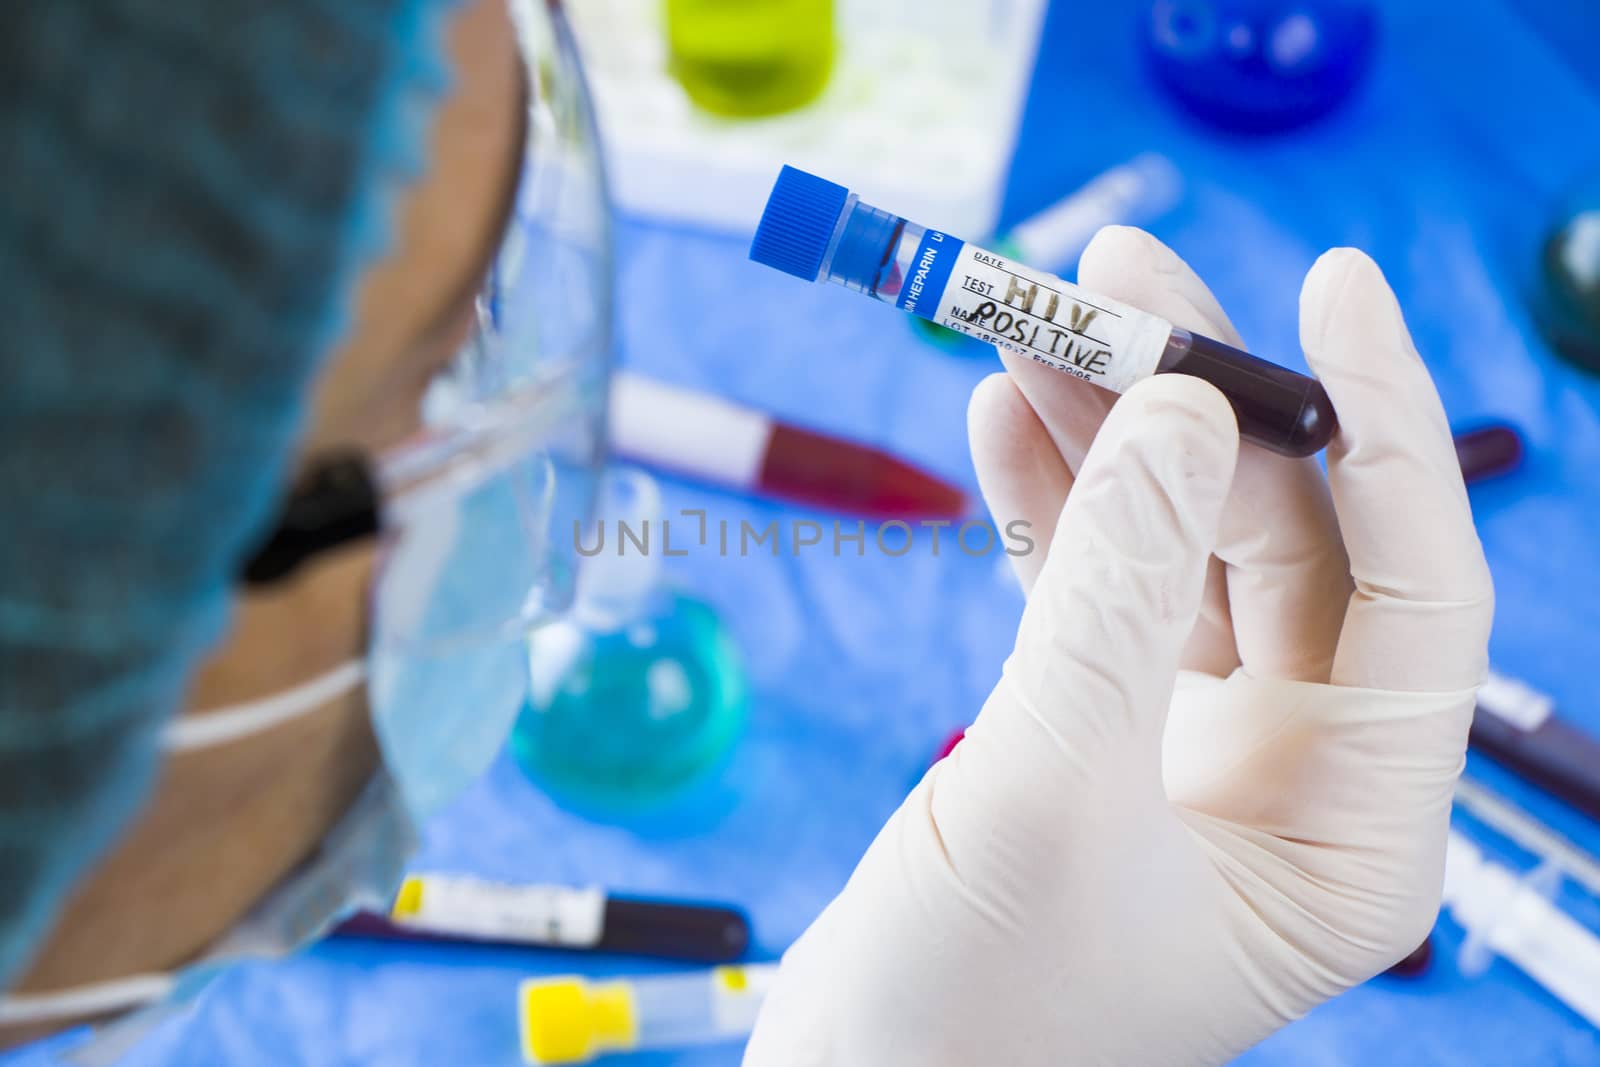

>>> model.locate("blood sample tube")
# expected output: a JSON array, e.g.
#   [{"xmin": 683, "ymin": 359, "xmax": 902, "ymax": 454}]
[
  {"xmin": 751, "ymin": 166, "xmax": 1337, "ymax": 457},
  {"xmin": 1384, "ymin": 938, "xmax": 1433, "ymax": 978},
  {"xmin": 1470, "ymin": 672, "xmax": 1600, "ymax": 826},
  {"xmin": 609, "ymin": 373, "xmax": 966, "ymax": 519},
  {"xmin": 1452, "ymin": 421, "xmax": 1524, "ymax": 483},
  {"xmin": 333, "ymin": 875, "xmax": 751, "ymax": 963}
]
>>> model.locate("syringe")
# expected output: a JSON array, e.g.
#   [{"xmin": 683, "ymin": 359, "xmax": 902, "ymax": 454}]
[
  {"xmin": 519, "ymin": 963, "xmax": 778, "ymax": 1064},
  {"xmin": 1444, "ymin": 831, "xmax": 1600, "ymax": 1027},
  {"xmin": 750, "ymin": 166, "xmax": 1338, "ymax": 457}
]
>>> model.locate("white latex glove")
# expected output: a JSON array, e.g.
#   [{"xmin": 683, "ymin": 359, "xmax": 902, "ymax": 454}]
[{"xmin": 744, "ymin": 228, "xmax": 1493, "ymax": 1066}]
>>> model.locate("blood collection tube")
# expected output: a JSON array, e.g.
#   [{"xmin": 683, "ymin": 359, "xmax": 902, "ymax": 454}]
[
  {"xmin": 333, "ymin": 874, "xmax": 750, "ymax": 963},
  {"xmin": 1452, "ymin": 421, "xmax": 1524, "ymax": 483},
  {"xmin": 519, "ymin": 963, "xmax": 778, "ymax": 1064},
  {"xmin": 751, "ymin": 166, "xmax": 1337, "ymax": 457},
  {"xmin": 1471, "ymin": 672, "xmax": 1600, "ymax": 826},
  {"xmin": 608, "ymin": 373, "xmax": 965, "ymax": 519},
  {"xmin": 1384, "ymin": 938, "xmax": 1433, "ymax": 979}
]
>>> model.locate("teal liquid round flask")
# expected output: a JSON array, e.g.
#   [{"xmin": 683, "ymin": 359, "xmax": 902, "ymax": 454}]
[{"xmin": 511, "ymin": 469, "xmax": 747, "ymax": 814}]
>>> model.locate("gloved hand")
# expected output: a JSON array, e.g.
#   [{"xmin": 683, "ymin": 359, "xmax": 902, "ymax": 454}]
[{"xmin": 744, "ymin": 227, "xmax": 1493, "ymax": 1066}]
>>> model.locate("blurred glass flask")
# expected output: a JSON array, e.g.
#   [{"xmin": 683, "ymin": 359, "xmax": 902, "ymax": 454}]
[
  {"xmin": 511, "ymin": 468, "xmax": 747, "ymax": 814},
  {"xmin": 1538, "ymin": 192, "xmax": 1600, "ymax": 374},
  {"xmin": 665, "ymin": 0, "xmax": 835, "ymax": 117},
  {"xmin": 1142, "ymin": 0, "xmax": 1377, "ymax": 132}
]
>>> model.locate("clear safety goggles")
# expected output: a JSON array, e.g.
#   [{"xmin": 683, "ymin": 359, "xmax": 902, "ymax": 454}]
[{"xmin": 239, "ymin": 0, "xmax": 612, "ymax": 658}]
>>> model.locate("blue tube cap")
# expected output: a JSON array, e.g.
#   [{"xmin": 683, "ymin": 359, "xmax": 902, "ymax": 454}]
[{"xmin": 750, "ymin": 165, "xmax": 850, "ymax": 282}]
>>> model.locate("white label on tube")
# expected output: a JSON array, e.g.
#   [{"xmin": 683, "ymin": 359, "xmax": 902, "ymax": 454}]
[
  {"xmin": 396, "ymin": 875, "xmax": 606, "ymax": 947},
  {"xmin": 929, "ymin": 244, "xmax": 1173, "ymax": 394},
  {"xmin": 609, "ymin": 373, "xmax": 772, "ymax": 490},
  {"xmin": 1478, "ymin": 670, "xmax": 1554, "ymax": 732}
]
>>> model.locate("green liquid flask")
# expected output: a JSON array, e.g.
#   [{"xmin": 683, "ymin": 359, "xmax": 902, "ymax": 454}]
[
  {"xmin": 511, "ymin": 469, "xmax": 747, "ymax": 815},
  {"xmin": 665, "ymin": 0, "xmax": 835, "ymax": 118}
]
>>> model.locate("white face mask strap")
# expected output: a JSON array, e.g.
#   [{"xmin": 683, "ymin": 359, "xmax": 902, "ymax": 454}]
[
  {"xmin": 0, "ymin": 973, "xmax": 175, "ymax": 1027},
  {"xmin": 163, "ymin": 660, "xmax": 367, "ymax": 753},
  {"xmin": 8, "ymin": 674, "xmax": 389, "ymax": 1026}
]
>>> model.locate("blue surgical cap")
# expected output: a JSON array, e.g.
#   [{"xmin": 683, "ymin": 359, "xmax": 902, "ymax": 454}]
[{"xmin": 0, "ymin": 0, "xmax": 456, "ymax": 985}]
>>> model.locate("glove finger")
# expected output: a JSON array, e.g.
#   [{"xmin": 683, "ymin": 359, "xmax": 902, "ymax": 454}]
[
  {"xmin": 968, "ymin": 373, "xmax": 1073, "ymax": 593},
  {"xmin": 1003, "ymin": 372, "xmax": 1238, "ymax": 764},
  {"xmin": 1080, "ymin": 226, "xmax": 1350, "ymax": 682},
  {"xmin": 1300, "ymin": 249, "xmax": 1494, "ymax": 691},
  {"xmin": 1078, "ymin": 225, "xmax": 1248, "ymax": 349},
  {"xmin": 1077, "ymin": 226, "xmax": 1245, "ymax": 677},
  {"xmin": 969, "ymin": 369, "xmax": 1239, "ymax": 674},
  {"xmin": 993, "ymin": 345, "xmax": 1113, "ymax": 474},
  {"xmin": 995, "ymin": 226, "xmax": 1242, "ymax": 672},
  {"xmin": 1186, "ymin": 557, "xmax": 1240, "ymax": 677}
]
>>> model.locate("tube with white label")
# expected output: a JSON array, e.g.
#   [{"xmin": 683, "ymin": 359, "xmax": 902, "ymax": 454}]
[
  {"xmin": 519, "ymin": 964, "xmax": 779, "ymax": 1064},
  {"xmin": 337, "ymin": 874, "xmax": 751, "ymax": 963},
  {"xmin": 1471, "ymin": 670, "xmax": 1600, "ymax": 825},
  {"xmin": 750, "ymin": 165, "xmax": 1337, "ymax": 457}
]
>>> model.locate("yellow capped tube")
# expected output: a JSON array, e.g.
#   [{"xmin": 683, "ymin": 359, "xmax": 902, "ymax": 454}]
[{"xmin": 519, "ymin": 964, "xmax": 779, "ymax": 1065}]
